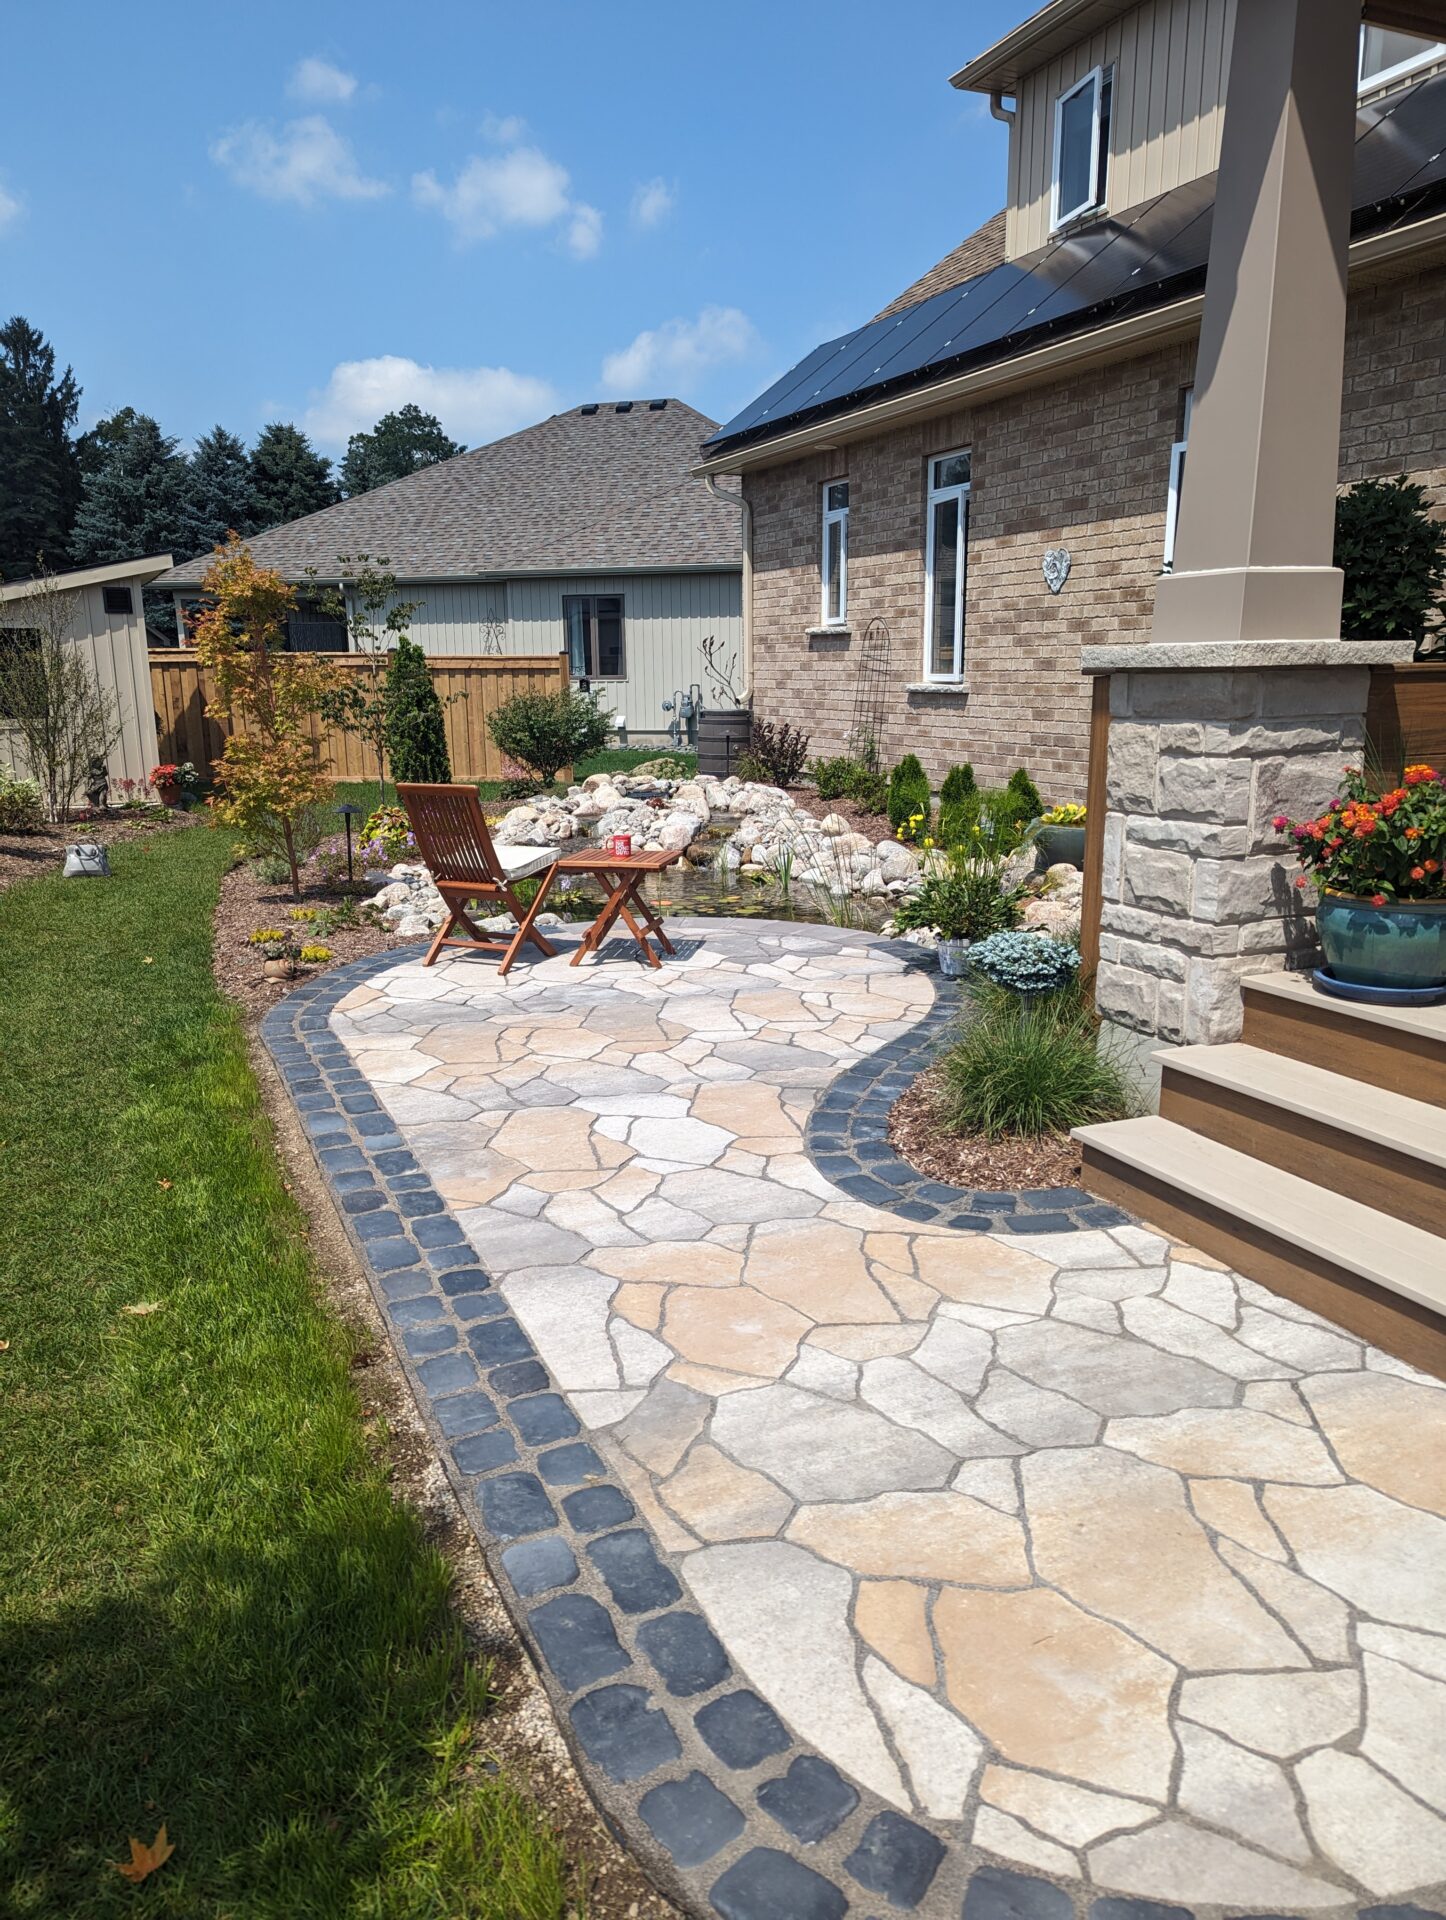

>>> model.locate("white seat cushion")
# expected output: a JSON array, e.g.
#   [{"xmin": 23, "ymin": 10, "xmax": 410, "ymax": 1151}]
[{"xmin": 496, "ymin": 844, "xmax": 557, "ymax": 881}]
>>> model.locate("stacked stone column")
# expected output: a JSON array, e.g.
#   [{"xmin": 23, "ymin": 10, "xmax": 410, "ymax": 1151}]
[{"xmin": 1083, "ymin": 640, "xmax": 1413, "ymax": 1046}]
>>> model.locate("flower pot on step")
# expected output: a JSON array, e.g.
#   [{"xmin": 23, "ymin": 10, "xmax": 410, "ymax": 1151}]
[{"xmin": 1316, "ymin": 892, "xmax": 1446, "ymax": 994}]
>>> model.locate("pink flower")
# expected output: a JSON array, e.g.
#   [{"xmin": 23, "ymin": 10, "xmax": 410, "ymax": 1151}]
[
  {"xmin": 1294, "ymin": 875, "xmax": 1308, "ymax": 889},
  {"xmin": 1271, "ymin": 814, "xmax": 1289, "ymax": 832}
]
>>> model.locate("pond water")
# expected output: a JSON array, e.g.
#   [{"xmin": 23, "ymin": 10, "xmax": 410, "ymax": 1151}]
[{"xmin": 551, "ymin": 823, "xmax": 896, "ymax": 933}]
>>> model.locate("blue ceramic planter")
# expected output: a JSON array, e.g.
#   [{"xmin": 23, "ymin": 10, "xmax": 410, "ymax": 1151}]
[
  {"xmin": 1035, "ymin": 825, "xmax": 1087, "ymax": 870},
  {"xmin": 1315, "ymin": 892, "xmax": 1446, "ymax": 992}
]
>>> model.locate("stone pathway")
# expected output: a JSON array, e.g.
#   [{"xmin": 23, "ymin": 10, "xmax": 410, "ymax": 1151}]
[{"xmin": 277, "ymin": 921, "xmax": 1446, "ymax": 1920}]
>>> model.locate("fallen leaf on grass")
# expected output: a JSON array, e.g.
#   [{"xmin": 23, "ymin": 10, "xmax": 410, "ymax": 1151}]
[
  {"xmin": 142, "ymin": 957, "xmax": 154, "ymax": 965},
  {"xmin": 110, "ymin": 1826, "xmax": 174, "ymax": 1883},
  {"xmin": 0, "ymin": 1339, "xmax": 9, "ymax": 1352},
  {"xmin": 157, "ymin": 1178, "xmax": 172, "ymax": 1190},
  {"xmin": 120, "ymin": 1302, "xmax": 163, "ymax": 1317}
]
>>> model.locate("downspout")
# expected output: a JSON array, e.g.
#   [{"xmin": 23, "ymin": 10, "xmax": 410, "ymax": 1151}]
[
  {"xmin": 705, "ymin": 472, "xmax": 752, "ymax": 701},
  {"xmin": 989, "ymin": 89, "xmax": 1015, "ymax": 125}
]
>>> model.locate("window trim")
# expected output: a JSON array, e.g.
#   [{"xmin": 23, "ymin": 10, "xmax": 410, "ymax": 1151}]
[
  {"xmin": 922, "ymin": 449, "xmax": 971, "ymax": 683},
  {"xmin": 820, "ymin": 480, "xmax": 849, "ymax": 627},
  {"xmin": 1051, "ymin": 64, "xmax": 1108, "ymax": 230},
  {"xmin": 1162, "ymin": 385, "xmax": 1194, "ymax": 573},
  {"xmin": 1358, "ymin": 26, "xmax": 1445, "ymax": 92},
  {"xmin": 562, "ymin": 592, "xmax": 627, "ymax": 681}
]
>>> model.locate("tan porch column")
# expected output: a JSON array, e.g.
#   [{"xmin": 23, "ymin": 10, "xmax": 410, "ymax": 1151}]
[{"xmin": 1151, "ymin": 0, "xmax": 1360, "ymax": 645}]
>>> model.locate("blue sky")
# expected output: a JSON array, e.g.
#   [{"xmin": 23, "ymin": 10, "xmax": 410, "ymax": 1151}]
[{"xmin": 0, "ymin": 0, "xmax": 1021, "ymax": 458}]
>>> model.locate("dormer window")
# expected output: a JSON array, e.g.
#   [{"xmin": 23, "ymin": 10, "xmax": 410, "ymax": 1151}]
[
  {"xmin": 1358, "ymin": 26, "xmax": 1444, "ymax": 92},
  {"xmin": 1052, "ymin": 65, "xmax": 1112, "ymax": 230}
]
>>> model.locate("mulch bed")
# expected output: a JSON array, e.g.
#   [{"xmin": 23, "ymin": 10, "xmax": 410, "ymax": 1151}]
[
  {"xmin": 214, "ymin": 857, "xmax": 400, "ymax": 1022},
  {"xmin": 888, "ymin": 1067, "xmax": 1084, "ymax": 1190},
  {"xmin": 0, "ymin": 808, "xmax": 192, "ymax": 894},
  {"xmin": 790, "ymin": 786, "xmax": 894, "ymax": 840}
]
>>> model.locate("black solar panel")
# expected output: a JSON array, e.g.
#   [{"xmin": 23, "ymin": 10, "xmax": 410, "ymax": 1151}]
[{"xmin": 704, "ymin": 69, "xmax": 1446, "ymax": 459}]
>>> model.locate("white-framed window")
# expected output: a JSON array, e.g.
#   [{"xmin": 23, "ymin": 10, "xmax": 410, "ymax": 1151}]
[
  {"xmin": 1162, "ymin": 385, "xmax": 1193, "ymax": 572},
  {"xmin": 821, "ymin": 479, "xmax": 849, "ymax": 625},
  {"xmin": 1358, "ymin": 25, "xmax": 1445, "ymax": 91},
  {"xmin": 1051, "ymin": 64, "xmax": 1112, "ymax": 230},
  {"xmin": 923, "ymin": 449, "xmax": 971, "ymax": 681}
]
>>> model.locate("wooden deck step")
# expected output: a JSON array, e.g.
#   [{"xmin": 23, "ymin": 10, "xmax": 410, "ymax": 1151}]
[
  {"xmin": 1075, "ymin": 1114, "xmax": 1446, "ymax": 1377},
  {"xmin": 1159, "ymin": 1042, "xmax": 1446, "ymax": 1234},
  {"xmin": 1241, "ymin": 969, "xmax": 1446, "ymax": 1106}
]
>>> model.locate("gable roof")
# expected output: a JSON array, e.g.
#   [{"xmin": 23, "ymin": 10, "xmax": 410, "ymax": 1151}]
[
  {"xmin": 0, "ymin": 553, "xmax": 175, "ymax": 601},
  {"xmin": 156, "ymin": 400, "xmax": 740, "ymax": 590},
  {"xmin": 701, "ymin": 67, "xmax": 1446, "ymax": 466}
]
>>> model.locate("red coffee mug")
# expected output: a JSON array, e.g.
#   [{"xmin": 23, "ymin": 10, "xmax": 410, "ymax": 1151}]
[{"xmin": 610, "ymin": 833, "xmax": 632, "ymax": 858}]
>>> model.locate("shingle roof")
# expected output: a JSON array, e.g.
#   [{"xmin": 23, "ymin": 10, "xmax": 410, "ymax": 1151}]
[
  {"xmin": 156, "ymin": 399, "xmax": 740, "ymax": 589},
  {"xmin": 872, "ymin": 212, "xmax": 1008, "ymax": 321}
]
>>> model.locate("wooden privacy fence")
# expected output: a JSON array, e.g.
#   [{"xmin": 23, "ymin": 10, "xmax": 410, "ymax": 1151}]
[{"xmin": 149, "ymin": 651, "xmax": 570, "ymax": 785}]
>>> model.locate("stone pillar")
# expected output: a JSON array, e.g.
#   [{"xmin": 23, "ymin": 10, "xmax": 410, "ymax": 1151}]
[{"xmin": 1086, "ymin": 641, "xmax": 1413, "ymax": 1047}]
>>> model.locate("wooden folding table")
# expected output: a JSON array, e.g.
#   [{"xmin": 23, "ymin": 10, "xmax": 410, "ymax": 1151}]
[{"xmin": 553, "ymin": 847, "xmax": 682, "ymax": 968}]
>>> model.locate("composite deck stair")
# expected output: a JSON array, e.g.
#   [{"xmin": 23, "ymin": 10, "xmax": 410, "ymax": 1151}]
[{"xmin": 1076, "ymin": 973, "xmax": 1446, "ymax": 1378}]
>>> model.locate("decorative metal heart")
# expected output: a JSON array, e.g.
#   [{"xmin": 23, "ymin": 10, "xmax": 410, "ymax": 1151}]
[{"xmin": 1042, "ymin": 547, "xmax": 1072, "ymax": 595}]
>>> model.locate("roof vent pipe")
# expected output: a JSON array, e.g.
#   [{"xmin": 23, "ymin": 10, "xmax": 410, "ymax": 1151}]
[{"xmin": 989, "ymin": 89, "xmax": 1016, "ymax": 125}]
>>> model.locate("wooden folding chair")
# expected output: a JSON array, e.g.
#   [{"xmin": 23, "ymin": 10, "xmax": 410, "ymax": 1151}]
[{"xmin": 396, "ymin": 783, "xmax": 559, "ymax": 975}]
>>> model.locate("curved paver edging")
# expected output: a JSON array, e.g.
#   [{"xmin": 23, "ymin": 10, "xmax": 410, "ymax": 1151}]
[
  {"xmin": 803, "ymin": 977, "xmax": 1131, "ymax": 1236},
  {"xmin": 262, "ymin": 933, "xmax": 1442, "ymax": 1920}
]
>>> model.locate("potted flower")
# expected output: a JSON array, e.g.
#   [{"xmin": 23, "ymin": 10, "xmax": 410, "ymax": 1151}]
[
  {"xmin": 1277, "ymin": 763, "xmax": 1445, "ymax": 1001},
  {"xmin": 892, "ymin": 853, "xmax": 1021, "ymax": 976},
  {"xmin": 149, "ymin": 761, "xmax": 201, "ymax": 809},
  {"xmin": 1035, "ymin": 802, "xmax": 1087, "ymax": 869}
]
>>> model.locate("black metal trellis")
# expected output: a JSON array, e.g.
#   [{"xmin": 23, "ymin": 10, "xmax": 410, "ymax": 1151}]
[{"xmin": 846, "ymin": 617, "xmax": 892, "ymax": 769}]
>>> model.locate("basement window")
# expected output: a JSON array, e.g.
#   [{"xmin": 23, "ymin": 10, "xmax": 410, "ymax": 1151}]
[
  {"xmin": 821, "ymin": 480, "xmax": 849, "ymax": 626},
  {"xmin": 1052, "ymin": 65, "xmax": 1112, "ymax": 229}
]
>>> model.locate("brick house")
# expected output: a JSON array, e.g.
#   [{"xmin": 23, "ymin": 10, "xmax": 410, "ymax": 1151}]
[{"xmin": 695, "ymin": 0, "xmax": 1446, "ymax": 801}]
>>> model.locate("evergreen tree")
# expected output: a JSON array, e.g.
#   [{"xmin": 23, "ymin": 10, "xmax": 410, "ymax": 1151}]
[
  {"xmin": 341, "ymin": 405, "xmax": 464, "ymax": 497},
  {"xmin": 250, "ymin": 423, "xmax": 338, "ymax": 530},
  {"xmin": 189, "ymin": 426, "xmax": 258, "ymax": 546},
  {"xmin": 0, "ymin": 317, "xmax": 83, "ymax": 579},
  {"xmin": 385, "ymin": 635, "xmax": 451, "ymax": 782},
  {"xmin": 76, "ymin": 405, "xmax": 144, "ymax": 479},
  {"xmin": 887, "ymin": 753, "xmax": 932, "ymax": 841},
  {"xmin": 71, "ymin": 412, "xmax": 206, "ymax": 566},
  {"xmin": 938, "ymin": 763, "xmax": 978, "ymax": 848},
  {"xmin": 1005, "ymin": 766, "xmax": 1045, "ymax": 823}
]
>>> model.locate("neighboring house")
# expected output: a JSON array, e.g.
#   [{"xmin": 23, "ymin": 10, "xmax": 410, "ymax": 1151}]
[
  {"xmin": 696, "ymin": 2, "xmax": 1446, "ymax": 798},
  {"xmin": 154, "ymin": 401, "xmax": 743, "ymax": 748},
  {"xmin": 0, "ymin": 554, "xmax": 171, "ymax": 798}
]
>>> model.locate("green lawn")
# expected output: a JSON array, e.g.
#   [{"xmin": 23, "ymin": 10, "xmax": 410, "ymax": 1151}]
[
  {"xmin": 331, "ymin": 744, "xmax": 696, "ymax": 816},
  {"xmin": 0, "ymin": 827, "xmax": 572, "ymax": 1918}
]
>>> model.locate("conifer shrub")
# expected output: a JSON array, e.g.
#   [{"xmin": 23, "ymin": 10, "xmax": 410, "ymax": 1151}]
[
  {"xmin": 888, "ymin": 754, "xmax": 932, "ymax": 839},
  {"xmin": 385, "ymin": 636, "xmax": 451, "ymax": 783}
]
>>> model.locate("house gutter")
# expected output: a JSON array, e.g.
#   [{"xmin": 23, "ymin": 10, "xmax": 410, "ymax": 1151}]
[
  {"xmin": 704, "ymin": 473, "xmax": 753, "ymax": 700},
  {"xmin": 692, "ymin": 209, "xmax": 1446, "ymax": 479}
]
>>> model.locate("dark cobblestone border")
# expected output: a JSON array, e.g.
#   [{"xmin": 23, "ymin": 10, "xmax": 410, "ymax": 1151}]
[
  {"xmin": 261, "ymin": 940, "xmax": 1392, "ymax": 1920},
  {"xmin": 805, "ymin": 970, "xmax": 1132, "ymax": 1235}
]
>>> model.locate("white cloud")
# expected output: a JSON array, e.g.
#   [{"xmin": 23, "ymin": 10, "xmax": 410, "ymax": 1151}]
[
  {"xmin": 211, "ymin": 115, "xmax": 388, "ymax": 205},
  {"xmin": 601, "ymin": 306, "xmax": 759, "ymax": 395},
  {"xmin": 287, "ymin": 57, "xmax": 357, "ymax": 104},
  {"xmin": 412, "ymin": 139, "xmax": 601, "ymax": 257},
  {"xmin": 566, "ymin": 203, "xmax": 603, "ymax": 259},
  {"xmin": 630, "ymin": 178, "xmax": 675, "ymax": 229},
  {"xmin": 303, "ymin": 354, "xmax": 558, "ymax": 451},
  {"xmin": 0, "ymin": 183, "xmax": 20, "ymax": 234},
  {"xmin": 481, "ymin": 110, "xmax": 527, "ymax": 144}
]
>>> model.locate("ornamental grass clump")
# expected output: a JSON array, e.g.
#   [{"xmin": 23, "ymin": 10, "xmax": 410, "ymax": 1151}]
[
  {"xmin": 968, "ymin": 929, "xmax": 1081, "ymax": 994},
  {"xmin": 935, "ymin": 977, "xmax": 1131, "ymax": 1139},
  {"xmin": 1276, "ymin": 762, "xmax": 1444, "ymax": 903}
]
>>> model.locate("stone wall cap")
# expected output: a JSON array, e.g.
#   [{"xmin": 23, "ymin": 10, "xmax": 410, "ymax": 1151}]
[{"xmin": 1081, "ymin": 640, "xmax": 1416, "ymax": 675}]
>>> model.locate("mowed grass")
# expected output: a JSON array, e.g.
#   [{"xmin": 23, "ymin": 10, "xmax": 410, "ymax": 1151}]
[{"xmin": 0, "ymin": 827, "xmax": 571, "ymax": 1918}]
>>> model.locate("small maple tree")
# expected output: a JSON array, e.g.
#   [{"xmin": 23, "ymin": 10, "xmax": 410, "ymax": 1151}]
[{"xmin": 190, "ymin": 536, "xmax": 341, "ymax": 897}]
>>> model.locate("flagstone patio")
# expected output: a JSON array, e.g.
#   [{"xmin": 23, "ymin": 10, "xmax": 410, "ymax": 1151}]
[{"xmin": 294, "ymin": 920, "xmax": 1446, "ymax": 1919}]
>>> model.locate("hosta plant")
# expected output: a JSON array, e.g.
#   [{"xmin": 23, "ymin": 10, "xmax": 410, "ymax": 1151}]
[{"xmin": 1275, "ymin": 763, "xmax": 1443, "ymax": 903}]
